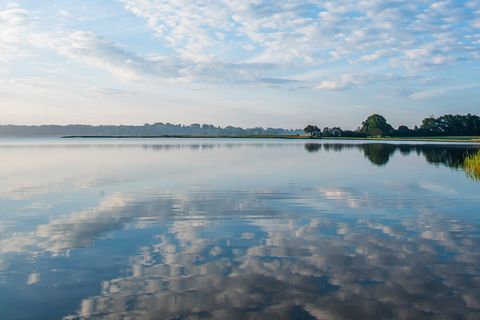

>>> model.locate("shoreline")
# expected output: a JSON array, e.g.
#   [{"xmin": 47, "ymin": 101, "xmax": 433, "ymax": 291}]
[{"xmin": 60, "ymin": 135, "xmax": 480, "ymax": 143}]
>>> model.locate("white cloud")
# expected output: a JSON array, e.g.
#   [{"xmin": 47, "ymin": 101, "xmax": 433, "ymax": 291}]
[
  {"xmin": 315, "ymin": 74, "xmax": 364, "ymax": 91},
  {"xmin": 408, "ymin": 83, "xmax": 480, "ymax": 100},
  {"xmin": 0, "ymin": 5, "xmax": 32, "ymax": 62},
  {"xmin": 22, "ymin": 29, "xmax": 285, "ymax": 84},
  {"xmin": 121, "ymin": 0, "xmax": 479, "ymax": 71},
  {"xmin": 1, "ymin": 1, "xmax": 479, "ymax": 94},
  {"xmin": 355, "ymin": 50, "xmax": 388, "ymax": 63},
  {"xmin": 58, "ymin": 10, "xmax": 70, "ymax": 17},
  {"xmin": 55, "ymin": 31, "xmax": 182, "ymax": 81}
]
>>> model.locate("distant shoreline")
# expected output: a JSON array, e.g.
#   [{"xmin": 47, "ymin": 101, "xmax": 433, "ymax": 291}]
[
  {"xmin": 60, "ymin": 135, "xmax": 480, "ymax": 143},
  {"xmin": 61, "ymin": 135, "xmax": 307, "ymax": 139}
]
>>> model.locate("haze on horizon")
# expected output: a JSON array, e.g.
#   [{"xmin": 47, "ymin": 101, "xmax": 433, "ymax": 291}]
[{"xmin": 1, "ymin": 0, "xmax": 479, "ymax": 129}]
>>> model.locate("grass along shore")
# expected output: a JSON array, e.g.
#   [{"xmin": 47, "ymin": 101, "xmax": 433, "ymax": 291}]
[
  {"xmin": 464, "ymin": 150, "xmax": 480, "ymax": 180},
  {"xmin": 323, "ymin": 136, "xmax": 480, "ymax": 142}
]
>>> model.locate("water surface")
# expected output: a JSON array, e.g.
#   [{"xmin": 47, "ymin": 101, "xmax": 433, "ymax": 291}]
[{"xmin": 1, "ymin": 138, "xmax": 480, "ymax": 319}]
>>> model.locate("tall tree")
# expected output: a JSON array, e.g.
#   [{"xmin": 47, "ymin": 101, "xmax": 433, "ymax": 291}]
[
  {"xmin": 360, "ymin": 114, "xmax": 394, "ymax": 137},
  {"xmin": 304, "ymin": 125, "xmax": 321, "ymax": 137}
]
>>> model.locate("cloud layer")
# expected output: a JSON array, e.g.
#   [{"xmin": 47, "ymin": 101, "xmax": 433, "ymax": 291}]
[
  {"xmin": 0, "ymin": 1, "xmax": 479, "ymax": 127},
  {"xmin": 2, "ymin": 1, "xmax": 479, "ymax": 89},
  {"xmin": 121, "ymin": 0, "xmax": 480, "ymax": 84}
]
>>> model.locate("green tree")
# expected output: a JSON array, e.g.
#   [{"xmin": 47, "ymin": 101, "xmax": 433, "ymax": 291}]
[
  {"xmin": 419, "ymin": 114, "xmax": 480, "ymax": 136},
  {"xmin": 360, "ymin": 114, "xmax": 394, "ymax": 137},
  {"xmin": 304, "ymin": 125, "xmax": 321, "ymax": 137},
  {"xmin": 394, "ymin": 125, "xmax": 414, "ymax": 137}
]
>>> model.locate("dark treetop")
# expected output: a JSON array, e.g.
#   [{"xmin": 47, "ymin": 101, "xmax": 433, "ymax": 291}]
[{"xmin": 305, "ymin": 113, "xmax": 480, "ymax": 138}]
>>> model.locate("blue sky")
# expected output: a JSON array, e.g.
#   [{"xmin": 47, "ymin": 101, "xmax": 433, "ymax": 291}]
[{"xmin": 0, "ymin": 0, "xmax": 479, "ymax": 128}]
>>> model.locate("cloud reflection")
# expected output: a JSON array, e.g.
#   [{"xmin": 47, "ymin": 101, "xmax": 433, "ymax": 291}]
[
  {"xmin": 0, "ymin": 142, "xmax": 479, "ymax": 319},
  {"xmin": 59, "ymin": 189, "xmax": 480, "ymax": 320}
]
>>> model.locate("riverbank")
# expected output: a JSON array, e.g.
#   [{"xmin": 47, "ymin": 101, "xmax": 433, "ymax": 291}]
[
  {"xmin": 323, "ymin": 136, "xmax": 480, "ymax": 143},
  {"xmin": 61, "ymin": 135, "xmax": 307, "ymax": 139},
  {"xmin": 61, "ymin": 135, "xmax": 480, "ymax": 143}
]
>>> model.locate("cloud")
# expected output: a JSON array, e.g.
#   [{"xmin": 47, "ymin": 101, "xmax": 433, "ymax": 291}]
[
  {"xmin": 115, "ymin": 0, "xmax": 480, "ymax": 93},
  {"xmin": 58, "ymin": 10, "xmax": 70, "ymax": 17},
  {"xmin": 121, "ymin": 0, "xmax": 479, "ymax": 70},
  {"xmin": 315, "ymin": 74, "xmax": 364, "ymax": 91},
  {"xmin": 54, "ymin": 31, "xmax": 183, "ymax": 81},
  {"xmin": 0, "ymin": 5, "xmax": 32, "ymax": 62},
  {"xmin": 90, "ymin": 86, "xmax": 133, "ymax": 96},
  {"xmin": 313, "ymin": 73, "xmax": 414, "ymax": 91},
  {"xmin": 1, "ymin": 1, "xmax": 479, "ymax": 94},
  {"xmin": 408, "ymin": 82, "xmax": 480, "ymax": 100},
  {"xmin": 42, "ymin": 31, "xmax": 289, "ymax": 85},
  {"xmin": 354, "ymin": 50, "xmax": 388, "ymax": 63},
  {"xmin": 0, "ymin": 5, "xmax": 278, "ymax": 86}
]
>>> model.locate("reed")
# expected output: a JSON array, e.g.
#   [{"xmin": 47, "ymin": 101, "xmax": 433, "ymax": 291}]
[{"xmin": 464, "ymin": 150, "xmax": 480, "ymax": 180}]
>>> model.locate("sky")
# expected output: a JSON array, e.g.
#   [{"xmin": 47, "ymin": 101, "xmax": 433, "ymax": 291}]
[{"xmin": 0, "ymin": 0, "xmax": 479, "ymax": 129}]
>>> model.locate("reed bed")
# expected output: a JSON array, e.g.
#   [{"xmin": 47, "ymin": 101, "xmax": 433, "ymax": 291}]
[{"xmin": 464, "ymin": 150, "xmax": 480, "ymax": 180}]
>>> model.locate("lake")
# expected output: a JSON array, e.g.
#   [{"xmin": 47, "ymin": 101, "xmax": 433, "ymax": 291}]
[{"xmin": 0, "ymin": 138, "xmax": 480, "ymax": 319}]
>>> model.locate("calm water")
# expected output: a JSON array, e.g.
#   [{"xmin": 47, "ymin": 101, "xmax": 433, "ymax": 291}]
[{"xmin": 1, "ymin": 138, "xmax": 480, "ymax": 320}]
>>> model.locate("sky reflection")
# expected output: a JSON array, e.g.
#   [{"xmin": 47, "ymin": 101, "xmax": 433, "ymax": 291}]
[{"xmin": 0, "ymin": 139, "xmax": 479, "ymax": 319}]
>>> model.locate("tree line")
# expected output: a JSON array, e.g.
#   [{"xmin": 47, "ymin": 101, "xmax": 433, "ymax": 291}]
[
  {"xmin": 0, "ymin": 123, "xmax": 303, "ymax": 137},
  {"xmin": 1, "ymin": 113, "xmax": 478, "ymax": 138},
  {"xmin": 305, "ymin": 113, "xmax": 480, "ymax": 138}
]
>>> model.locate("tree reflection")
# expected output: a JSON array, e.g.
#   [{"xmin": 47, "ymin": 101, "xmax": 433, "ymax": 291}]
[
  {"xmin": 305, "ymin": 143, "xmax": 480, "ymax": 173},
  {"xmin": 361, "ymin": 144, "xmax": 397, "ymax": 166},
  {"xmin": 304, "ymin": 143, "xmax": 322, "ymax": 153}
]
